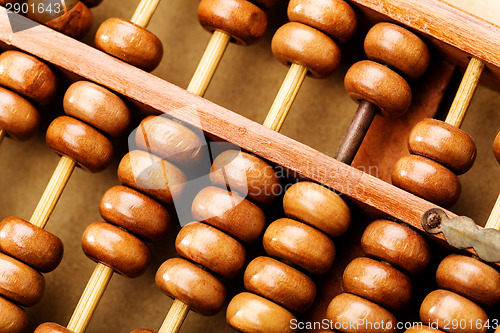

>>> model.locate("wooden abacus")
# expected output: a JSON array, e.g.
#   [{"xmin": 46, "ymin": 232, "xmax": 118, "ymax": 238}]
[{"xmin": 0, "ymin": 0, "xmax": 499, "ymax": 332}]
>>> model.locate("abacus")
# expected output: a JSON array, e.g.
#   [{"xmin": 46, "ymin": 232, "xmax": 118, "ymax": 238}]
[{"xmin": 0, "ymin": 0, "xmax": 499, "ymax": 332}]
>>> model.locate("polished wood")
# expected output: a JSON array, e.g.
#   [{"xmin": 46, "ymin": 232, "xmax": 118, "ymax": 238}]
[
  {"xmin": 0, "ymin": 296, "xmax": 28, "ymax": 333},
  {"xmin": 405, "ymin": 326, "xmax": 445, "ymax": 333},
  {"xmin": 35, "ymin": 323, "xmax": 75, "ymax": 333},
  {"xmin": 494, "ymin": 131, "xmax": 500, "ymax": 163},
  {"xmin": 0, "ymin": 87, "xmax": 39, "ymax": 141}
]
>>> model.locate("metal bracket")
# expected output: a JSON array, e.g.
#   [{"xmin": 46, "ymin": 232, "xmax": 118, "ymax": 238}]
[{"xmin": 422, "ymin": 208, "xmax": 500, "ymax": 263}]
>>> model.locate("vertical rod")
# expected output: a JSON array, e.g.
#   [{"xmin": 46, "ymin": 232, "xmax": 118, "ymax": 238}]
[
  {"xmin": 158, "ymin": 300, "xmax": 190, "ymax": 333},
  {"xmin": 130, "ymin": 0, "xmax": 162, "ymax": 28}
]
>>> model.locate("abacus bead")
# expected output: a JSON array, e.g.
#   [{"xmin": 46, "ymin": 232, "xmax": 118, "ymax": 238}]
[
  {"xmin": 287, "ymin": 0, "xmax": 357, "ymax": 43},
  {"xmin": 155, "ymin": 258, "xmax": 226, "ymax": 316},
  {"xmin": 342, "ymin": 257, "xmax": 412, "ymax": 311},
  {"xmin": 244, "ymin": 256, "xmax": 316, "ymax": 313},
  {"xmin": 345, "ymin": 60, "xmax": 411, "ymax": 117},
  {"xmin": 283, "ymin": 181, "xmax": 351, "ymax": 237},
  {"xmin": 408, "ymin": 119, "xmax": 476, "ymax": 174},
  {"xmin": 81, "ymin": 0, "xmax": 102, "ymax": 7},
  {"xmin": 175, "ymin": 222, "xmax": 246, "ymax": 279},
  {"xmin": 405, "ymin": 326, "xmax": 445, "ymax": 333},
  {"xmin": 392, "ymin": 155, "xmax": 461, "ymax": 207},
  {"xmin": 81, "ymin": 222, "xmax": 151, "ymax": 278},
  {"xmin": 135, "ymin": 116, "xmax": 204, "ymax": 167},
  {"xmin": 95, "ymin": 18, "xmax": 163, "ymax": 72},
  {"xmin": 0, "ymin": 50, "xmax": 57, "ymax": 105},
  {"xmin": 494, "ymin": 131, "xmax": 500, "ymax": 164},
  {"xmin": 436, "ymin": 254, "xmax": 500, "ymax": 306},
  {"xmin": 361, "ymin": 220, "xmax": 430, "ymax": 275},
  {"xmin": 210, "ymin": 150, "xmax": 280, "ymax": 205},
  {"xmin": 272, "ymin": 22, "xmax": 341, "ymax": 78},
  {"xmin": 420, "ymin": 290, "xmax": 488, "ymax": 333},
  {"xmin": 0, "ymin": 87, "xmax": 39, "ymax": 141},
  {"xmin": 227, "ymin": 292, "xmax": 297, "ymax": 333},
  {"xmin": 46, "ymin": 116, "xmax": 114, "ymax": 173},
  {"xmin": 192, "ymin": 186, "xmax": 266, "ymax": 243},
  {"xmin": 263, "ymin": 218, "xmax": 335, "ymax": 274},
  {"xmin": 0, "ymin": 252, "xmax": 44, "ymax": 307},
  {"xmin": 0, "ymin": 217, "xmax": 63, "ymax": 273},
  {"xmin": 326, "ymin": 293, "xmax": 396, "ymax": 333},
  {"xmin": 34, "ymin": 323, "xmax": 75, "ymax": 333},
  {"xmin": 63, "ymin": 81, "xmax": 131, "ymax": 137},
  {"xmin": 117, "ymin": 150, "xmax": 187, "ymax": 205},
  {"xmin": 0, "ymin": 296, "xmax": 28, "ymax": 333},
  {"xmin": 99, "ymin": 185, "xmax": 170, "ymax": 242},
  {"xmin": 197, "ymin": 0, "xmax": 267, "ymax": 46},
  {"xmin": 364, "ymin": 22, "xmax": 430, "ymax": 79}
]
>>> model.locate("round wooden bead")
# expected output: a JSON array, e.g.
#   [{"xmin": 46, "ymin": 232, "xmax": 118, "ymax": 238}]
[
  {"xmin": 405, "ymin": 325, "xmax": 445, "ymax": 332},
  {"xmin": 0, "ymin": 50, "xmax": 57, "ymax": 105},
  {"xmin": 326, "ymin": 293, "xmax": 397, "ymax": 333},
  {"xmin": 287, "ymin": 0, "xmax": 357, "ymax": 43},
  {"xmin": 0, "ymin": 296, "xmax": 28, "ymax": 333},
  {"xmin": 420, "ymin": 290, "xmax": 488, "ymax": 333},
  {"xmin": 392, "ymin": 155, "xmax": 461, "ymax": 207},
  {"xmin": 364, "ymin": 22, "xmax": 430, "ymax": 79},
  {"xmin": 210, "ymin": 150, "xmax": 280, "ymax": 205},
  {"xmin": 0, "ymin": 252, "xmax": 44, "ymax": 307},
  {"xmin": 117, "ymin": 150, "xmax": 187, "ymax": 205},
  {"xmin": 197, "ymin": 0, "xmax": 267, "ymax": 46},
  {"xmin": 46, "ymin": 116, "xmax": 114, "ymax": 173},
  {"xmin": 345, "ymin": 60, "xmax": 411, "ymax": 117},
  {"xmin": 408, "ymin": 119, "xmax": 476, "ymax": 174},
  {"xmin": 494, "ymin": 131, "xmax": 500, "ymax": 164},
  {"xmin": 0, "ymin": 216, "xmax": 63, "ymax": 273},
  {"xmin": 263, "ymin": 218, "xmax": 335, "ymax": 274},
  {"xmin": 99, "ymin": 185, "xmax": 170, "ymax": 242},
  {"xmin": 192, "ymin": 186, "xmax": 266, "ymax": 243},
  {"xmin": 34, "ymin": 323, "xmax": 75, "ymax": 333},
  {"xmin": 436, "ymin": 254, "xmax": 500, "ymax": 306},
  {"xmin": 155, "ymin": 258, "xmax": 226, "ymax": 316},
  {"xmin": 81, "ymin": 0, "xmax": 102, "ymax": 7},
  {"xmin": 342, "ymin": 257, "xmax": 412, "ymax": 311},
  {"xmin": 0, "ymin": 87, "xmax": 39, "ymax": 141},
  {"xmin": 272, "ymin": 22, "xmax": 341, "ymax": 78},
  {"xmin": 175, "ymin": 222, "xmax": 246, "ymax": 279},
  {"xmin": 26, "ymin": 0, "xmax": 92, "ymax": 39},
  {"xmin": 95, "ymin": 18, "xmax": 163, "ymax": 72},
  {"xmin": 81, "ymin": 222, "xmax": 151, "ymax": 278},
  {"xmin": 244, "ymin": 256, "xmax": 316, "ymax": 313},
  {"xmin": 63, "ymin": 81, "xmax": 130, "ymax": 138},
  {"xmin": 135, "ymin": 115, "xmax": 204, "ymax": 167},
  {"xmin": 283, "ymin": 181, "xmax": 351, "ymax": 237},
  {"xmin": 227, "ymin": 292, "xmax": 297, "ymax": 333},
  {"xmin": 361, "ymin": 220, "xmax": 430, "ymax": 275}
]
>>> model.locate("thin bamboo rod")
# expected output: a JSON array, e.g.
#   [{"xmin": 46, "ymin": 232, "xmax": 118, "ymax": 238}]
[
  {"xmin": 158, "ymin": 300, "xmax": 190, "ymax": 333},
  {"xmin": 130, "ymin": 0, "xmax": 161, "ymax": 28},
  {"xmin": 485, "ymin": 194, "xmax": 500, "ymax": 230}
]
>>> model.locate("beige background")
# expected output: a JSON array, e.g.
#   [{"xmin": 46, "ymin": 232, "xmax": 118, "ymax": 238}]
[{"xmin": 0, "ymin": 0, "xmax": 500, "ymax": 332}]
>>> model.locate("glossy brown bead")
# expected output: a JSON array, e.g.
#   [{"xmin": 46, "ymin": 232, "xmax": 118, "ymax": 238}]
[
  {"xmin": 287, "ymin": 0, "xmax": 357, "ymax": 43},
  {"xmin": 0, "ymin": 296, "xmax": 28, "ymax": 333},
  {"xmin": 95, "ymin": 18, "xmax": 163, "ymax": 72},
  {"xmin": 0, "ymin": 87, "xmax": 39, "ymax": 141},
  {"xmin": 81, "ymin": 222, "xmax": 151, "ymax": 278},
  {"xmin": 34, "ymin": 323, "xmax": 75, "ymax": 333},
  {"xmin": 0, "ymin": 216, "xmax": 63, "ymax": 273},
  {"xmin": 326, "ymin": 293, "xmax": 397, "ymax": 333},
  {"xmin": 46, "ymin": 116, "xmax": 114, "ymax": 173},
  {"xmin": 64, "ymin": 81, "xmax": 130, "ymax": 137},
  {"xmin": 210, "ymin": 150, "xmax": 280, "ymax": 205},
  {"xmin": 409, "ymin": 119, "xmax": 476, "ymax": 174},
  {"xmin": 392, "ymin": 155, "xmax": 461, "ymax": 207},
  {"xmin": 283, "ymin": 181, "xmax": 351, "ymax": 237},
  {"xmin": 155, "ymin": 258, "xmax": 226, "ymax": 316},
  {"xmin": 345, "ymin": 60, "xmax": 411, "ymax": 117},
  {"xmin": 263, "ymin": 218, "xmax": 335, "ymax": 274},
  {"xmin": 420, "ymin": 290, "xmax": 488, "ymax": 333},
  {"xmin": 99, "ymin": 185, "xmax": 170, "ymax": 242},
  {"xmin": 364, "ymin": 22, "xmax": 430, "ymax": 79},
  {"xmin": 117, "ymin": 150, "xmax": 187, "ymax": 205},
  {"xmin": 0, "ymin": 252, "xmax": 44, "ymax": 307},
  {"xmin": 343, "ymin": 257, "xmax": 412, "ymax": 311},
  {"xmin": 405, "ymin": 325, "xmax": 445, "ymax": 333},
  {"xmin": 0, "ymin": 0, "xmax": 21, "ymax": 4},
  {"xmin": 361, "ymin": 220, "xmax": 430, "ymax": 275},
  {"xmin": 272, "ymin": 22, "xmax": 341, "ymax": 78},
  {"xmin": 493, "ymin": 131, "xmax": 500, "ymax": 164},
  {"xmin": 436, "ymin": 254, "xmax": 500, "ymax": 306},
  {"xmin": 175, "ymin": 222, "xmax": 246, "ymax": 279},
  {"xmin": 192, "ymin": 186, "xmax": 266, "ymax": 243},
  {"xmin": 0, "ymin": 50, "xmax": 57, "ymax": 105},
  {"xmin": 227, "ymin": 292, "xmax": 297, "ymax": 333},
  {"xmin": 198, "ymin": 0, "xmax": 267, "ymax": 45},
  {"xmin": 244, "ymin": 256, "xmax": 316, "ymax": 313},
  {"xmin": 135, "ymin": 115, "xmax": 204, "ymax": 167}
]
